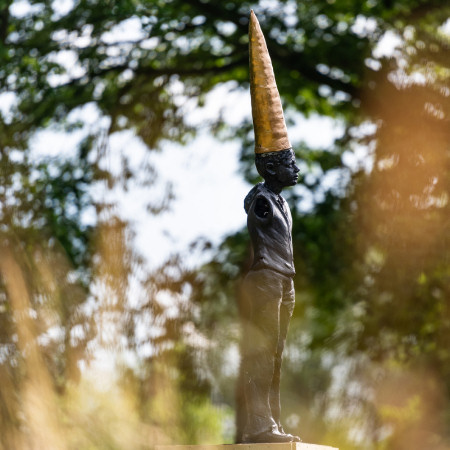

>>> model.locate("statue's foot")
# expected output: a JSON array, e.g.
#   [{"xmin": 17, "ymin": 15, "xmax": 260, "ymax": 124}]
[
  {"xmin": 278, "ymin": 425, "xmax": 302, "ymax": 442},
  {"xmin": 282, "ymin": 433, "xmax": 302, "ymax": 442},
  {"xmin": 241, "ymin": 428, "xmax": 295, "ymax": 443}
]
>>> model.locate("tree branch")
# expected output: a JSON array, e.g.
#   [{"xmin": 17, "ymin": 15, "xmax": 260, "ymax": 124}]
[
  {"xmin": 43, "ymin": 56, "xmax": 248, "ymax": 93},
  {"xmin": 184, "ymin": 0, "xmax": 358, "ymax": 97},
  {"xmin": 0, "ymin": 1, "xmax": 11, "ymax": 44}
]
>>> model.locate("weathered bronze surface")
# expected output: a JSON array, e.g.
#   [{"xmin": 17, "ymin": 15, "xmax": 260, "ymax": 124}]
[
  {"xmin": 237, "ymin": 12, "xmax": 301, "ymax": 444},
  {"xmin": 239, "ymin": 149, "xmax": 300, "ymax": 444}
]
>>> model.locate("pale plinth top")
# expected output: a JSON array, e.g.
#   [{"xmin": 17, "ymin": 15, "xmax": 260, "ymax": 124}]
[{"xmin": 156, "ymin": 443, "xmax": 338, "ymax": 450}]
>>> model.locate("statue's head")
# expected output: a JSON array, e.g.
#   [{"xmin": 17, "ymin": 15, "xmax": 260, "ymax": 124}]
[
  {"xmin": 255, "ymin": 148, "xmax": 299, "ymax": 188},
  {"xmin": 249, "ymin": 12, "xmax": 297, "ymax": 190}
]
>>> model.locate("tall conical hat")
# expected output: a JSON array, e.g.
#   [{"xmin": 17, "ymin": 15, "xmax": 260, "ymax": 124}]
[{"xmin": 249, "ymin": 10, "xmax": 291, "ymax": 154}]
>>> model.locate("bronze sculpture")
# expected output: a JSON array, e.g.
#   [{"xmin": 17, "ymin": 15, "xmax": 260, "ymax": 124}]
[{"xmin": 238, "ymin": 11, "xmax": 301, "ymax": 444}]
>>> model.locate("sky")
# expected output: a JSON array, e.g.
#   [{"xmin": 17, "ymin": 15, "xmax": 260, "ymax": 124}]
[
  {"xmin": 120, "ymin": 85, "xmax": 344, "ymax": 269},
  {"xmin": 26, "ymin": 81, "xmax": 345, "ymax": 271},
  {"xmin": 109, "ymin": 87, "xmax": 349, "ymax": 269},
  {"xmin": 4, "ymin": 0, "xmax": 406, "ymax": 271},
  {"xmin": 111, "ymin": 26, "xmax": 403, "ymax": 269}
]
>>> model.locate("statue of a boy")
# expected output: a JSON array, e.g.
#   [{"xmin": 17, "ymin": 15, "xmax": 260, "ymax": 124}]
[{"xmin": 238, "ymin": 11, "xmax": 301, "ymax": 444}]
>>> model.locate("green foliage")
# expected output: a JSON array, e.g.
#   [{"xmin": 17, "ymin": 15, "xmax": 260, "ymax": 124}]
[{"xmin": 0, "ymin": 0, "xmax": 449, "ymax": 448}]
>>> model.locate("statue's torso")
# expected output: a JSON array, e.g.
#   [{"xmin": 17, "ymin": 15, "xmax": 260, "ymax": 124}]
[{"xmin": 245, "ymin": 183, "xmax": 295, "ymax": 277}]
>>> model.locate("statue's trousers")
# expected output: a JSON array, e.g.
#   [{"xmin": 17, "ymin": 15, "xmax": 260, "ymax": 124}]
[{"xmin": 240, "ymin": 268, "xmax": 295, "ymax": 437}]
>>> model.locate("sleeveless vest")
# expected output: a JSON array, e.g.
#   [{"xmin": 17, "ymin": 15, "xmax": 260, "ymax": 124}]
[{"xmin": 245, "ymin": 184, "xmax": 295, "ymax": 277}]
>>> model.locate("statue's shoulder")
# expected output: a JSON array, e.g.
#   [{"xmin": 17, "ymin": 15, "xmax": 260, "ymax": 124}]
[
  {"xmin": 244, "ymin": 183, "xmax": 274, "ymax": 220},
  {"xmin": 244, "ymin": 183, "xmax": 265, "ymax": 213}
]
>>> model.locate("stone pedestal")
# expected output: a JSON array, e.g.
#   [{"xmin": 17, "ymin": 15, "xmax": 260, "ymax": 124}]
[{"xmin": 157, "ymin": 443, "xmax": 338, "ymax": 450}]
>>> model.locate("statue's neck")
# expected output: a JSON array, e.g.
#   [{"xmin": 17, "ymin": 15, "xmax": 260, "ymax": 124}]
[{"xmin": 263, "ymin": 181, "xmax": 283, "ymax": 195}]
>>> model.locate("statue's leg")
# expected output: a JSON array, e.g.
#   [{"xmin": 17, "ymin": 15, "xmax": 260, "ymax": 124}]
[
  {"xmin": 241, "ymin": 269, "xmax": 284, "ymax": 440},
  {"xmin": 269, "ymin": 276, "xmax": 297, "ymax": 436}
]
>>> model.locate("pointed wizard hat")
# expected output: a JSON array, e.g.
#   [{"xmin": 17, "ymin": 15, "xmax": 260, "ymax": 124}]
[{"xmin": 249, "ymin": 10, "xmax": 291, "ymax": 154}]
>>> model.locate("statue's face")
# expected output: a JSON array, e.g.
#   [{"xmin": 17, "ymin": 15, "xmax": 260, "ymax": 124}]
[{"xmin": 273, "ymin": 150, "xmax": 300, "ymax": 187}]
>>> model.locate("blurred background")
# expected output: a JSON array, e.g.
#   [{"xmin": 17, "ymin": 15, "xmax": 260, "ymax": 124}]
[{"xmin": 0, "ymin": 0, "xmax": 449, "ymax": 449}]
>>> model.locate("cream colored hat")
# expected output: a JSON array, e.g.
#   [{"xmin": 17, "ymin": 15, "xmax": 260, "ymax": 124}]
[{"xmin": 249, "ymin": 10, "xmax": 291, "ymax": 154}]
